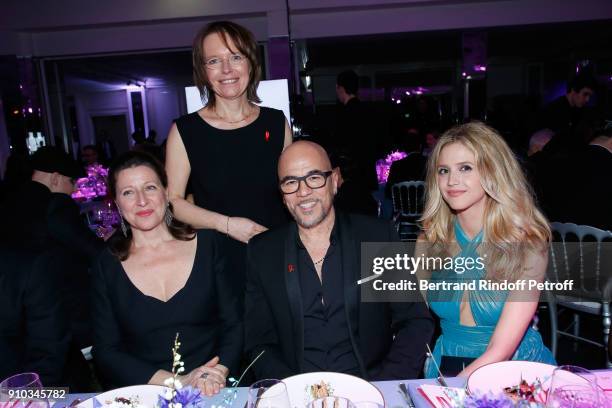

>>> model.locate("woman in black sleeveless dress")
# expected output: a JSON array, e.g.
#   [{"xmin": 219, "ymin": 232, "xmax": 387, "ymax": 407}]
[{"xmin": 166, "ymin": 21, "xmax": 292, "ymax": 297}]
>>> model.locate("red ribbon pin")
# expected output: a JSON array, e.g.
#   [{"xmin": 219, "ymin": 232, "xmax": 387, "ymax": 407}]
[
  {"xmin": 287, "ymin": 264, "xmax": 294, "ymax": 273},
  {"xmin": 265, "ymin": 130, "xmax": 270, "ymax": 142}
]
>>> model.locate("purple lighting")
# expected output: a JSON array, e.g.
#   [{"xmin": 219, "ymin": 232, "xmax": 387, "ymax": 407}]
[
  {"xmin": 27, "ymin": 107, "xmax": 33, "ymax": 114},
  {"xmin": 72, "ymin": 164, "xmax": 109, "ymax": 201},
  {"xmin": 473, "ymin": 65, "xmax": 487, "ymax": 72},
  {"xmin": 376, "ymin": 150, "xmax": 408, "ymax": 183}
]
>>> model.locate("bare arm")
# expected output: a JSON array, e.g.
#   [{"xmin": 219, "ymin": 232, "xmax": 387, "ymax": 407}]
[
  {"xmin": 458, "ymin": 247, "xmax": 548, "ymax": 377},
  {"xmin": 165, "ymin": 123, "xmax": 266, "ymax": 243}
]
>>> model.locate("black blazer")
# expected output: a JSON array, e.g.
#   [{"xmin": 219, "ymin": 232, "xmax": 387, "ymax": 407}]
[
  {"xmin": 0, "ymin": 249, "xmax": 70, "ymax": 386},
  {"xmin": 245, "ymin": 213, "xmax": 434, "ymax": 381}
]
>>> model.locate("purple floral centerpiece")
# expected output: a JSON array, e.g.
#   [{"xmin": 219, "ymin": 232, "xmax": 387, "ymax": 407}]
[
  {"xmin": 376, "ymin": 150, "xmax": 408, "ymax": 184},
  {"xmin": 158, "ymin": 334, "xmax": 206, "ymax": 408},
  {"xmin": 72, "ymin": 164, "xmax": 110, "ymax": 202}
]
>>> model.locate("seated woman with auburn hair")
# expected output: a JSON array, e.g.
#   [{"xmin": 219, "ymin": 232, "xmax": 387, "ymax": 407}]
[
  {"xmin": 417, "ymin": 122, "xmax": 555, "ymax": 378},
  {"xmin": 91, "ymin": 151, "xmax": 241, "ymax": 396}
]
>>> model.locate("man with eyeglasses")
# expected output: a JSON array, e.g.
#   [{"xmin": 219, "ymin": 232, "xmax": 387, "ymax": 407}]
[{"xmin": 244, "ymin": 141, "xmax": 434, "ymax": 381}]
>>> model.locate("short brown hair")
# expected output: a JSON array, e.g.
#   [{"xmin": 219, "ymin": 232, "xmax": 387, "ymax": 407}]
[{"xmin": 192, "ymin": 21, "xmax": 262, "ymax": 107}]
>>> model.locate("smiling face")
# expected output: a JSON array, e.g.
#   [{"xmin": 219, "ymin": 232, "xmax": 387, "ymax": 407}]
[
  {"xmin": 436, "ymin": 142, "xmax": 487, "ymax": 218},
  {"xmin": 114, "ymin": 165, "xmax": 168, "ymax": 232},
  {"xmin": 279, "ymin": 142, "xmax": 338, "ymax": 230},
  {"xmin": 202, "ymin": 32, "xmax": 250, "ymax": 102}
]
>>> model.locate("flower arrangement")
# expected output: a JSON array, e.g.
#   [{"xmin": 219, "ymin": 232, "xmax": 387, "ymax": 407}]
[
  {"xmin": 376, "ymin": 150, "xmax": 408, "ymax": 183},
  {"xmin": 72, "ymin": 164, "xmax": 110, "ymax": 201},
  {"xmin": 220, "ymin": 350, "xmax": 265, "ymax": 406},
  {"xmin": 156, "ymin": 334, "xmax": 265, "ymax": 408},
  {"xmin": 442, "ymin": 384, "xmax": 546, "ymax": 407},
  {"xmin": 157, "ymin": 334, "xmax": 206, "ymax": 408}
]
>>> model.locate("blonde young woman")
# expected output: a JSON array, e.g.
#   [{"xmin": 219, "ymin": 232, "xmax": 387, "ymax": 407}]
[{"xmin": 418, "ymin": 122, "xmax": 555, "ymax": 378}]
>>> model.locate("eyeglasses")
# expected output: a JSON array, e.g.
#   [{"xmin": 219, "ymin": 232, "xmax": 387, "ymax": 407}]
[
  {"xmin": 204, "ymin": 54, "xmax": 246, "ymax": 70},
  {"xmin": 279, "ymin": 170, "xmax": 333, "ymax": 194}
]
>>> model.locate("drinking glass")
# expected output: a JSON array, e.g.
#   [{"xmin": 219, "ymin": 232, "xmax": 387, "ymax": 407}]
[
  {"xmin": 0, "ymin": 373, "xmax": 47, "ymax": 408},
  {"xmin": 308, "ymin": 397, "xmax": 356, "ymax": 408},
  {"xmin": 247, "ymin": 379, "xmax": 291, "ymax": 408},
  {"xmin": 546, "ymin": 365, "xmax": 603, "ymax": 408}
]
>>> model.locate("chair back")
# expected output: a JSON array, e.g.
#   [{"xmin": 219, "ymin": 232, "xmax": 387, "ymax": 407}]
[
  {"xmin": 391, "ymin": 180, "xmax": 426, "ymax": 218},
  {"xmin": 549, "ymin": 222, "xmax": 612, "ymax": 301}
]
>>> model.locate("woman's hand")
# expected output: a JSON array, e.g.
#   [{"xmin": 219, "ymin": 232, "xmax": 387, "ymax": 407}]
[
  {"xmin": 182, "ymin": 356, "xmax": 229, "ymax": 396},
  {"xmin": 226, "ymin": 217, "xmax": 267, "ymax": 243}
]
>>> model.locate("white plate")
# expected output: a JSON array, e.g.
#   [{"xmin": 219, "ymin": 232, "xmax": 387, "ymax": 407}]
[
  {"xmin": 274, "ymin": 372, "xmax": 385, "ymax": 407},
  {"xmin": 467, "ymin": 361, "xmax": 556, "ymax": 403},
  {"xmin": 76, "ymin": 385, "xmax": 168, "ymax": 408}
]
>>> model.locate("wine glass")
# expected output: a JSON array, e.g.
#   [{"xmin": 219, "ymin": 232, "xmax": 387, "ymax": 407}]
[
  {"xmin": 0, "ymin": 372, "xmax": 47, "ymax": 408},
  {"xmin": 308, "ymin": 397, "xmax": 356, "ymax": 408},
  {"xmin": 546, "ymin": 365, "xmax": 603, "ymax": 408},
  {"xmin": 247, "ymin": 379, "xmax": 291, "ymax": 408}
]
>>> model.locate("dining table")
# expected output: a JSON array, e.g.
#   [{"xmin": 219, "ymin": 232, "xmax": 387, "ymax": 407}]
[
  {"xmin": 51, "ymin": 377, "xmax": 461, "ymax": 408},
  {"xmin": 52, "ymin": 371, "xmax": 612, "ymax": 408}
]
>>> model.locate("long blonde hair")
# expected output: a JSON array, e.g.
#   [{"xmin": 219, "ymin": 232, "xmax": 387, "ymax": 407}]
[{"xmin": 421, "ymin": 122, "xmax": 550, "ymax": 280}]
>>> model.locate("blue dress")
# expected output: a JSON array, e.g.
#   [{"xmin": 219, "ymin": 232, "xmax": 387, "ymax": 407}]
[{"xmin": 424, "ymin": 221, "xmax": 555, "ymax": 378}]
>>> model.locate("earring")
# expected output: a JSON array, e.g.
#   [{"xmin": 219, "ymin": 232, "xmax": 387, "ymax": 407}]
[
  {"xmin": 164, "ymin": 203, "xmax": 173, "ymax": 227},
  {"xmin": 115, "ymin": 203, "xmax": 129, "ymax": 237},
  {"xmin": 120, "ymin": 217, "xmax": 128, "ymax": 237}
]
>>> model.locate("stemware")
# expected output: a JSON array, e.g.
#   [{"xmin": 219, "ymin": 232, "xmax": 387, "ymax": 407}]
[
  {"xmin": 0, "ymin": 373, "xmax": 47, "ymax": 408},
  {"xmin": 247, "ymin": 379, "xmax": 291, "ymax": 408},
  {"xmin": 546, "ymin": 365, "xmax": 603, "ymax": 408}
]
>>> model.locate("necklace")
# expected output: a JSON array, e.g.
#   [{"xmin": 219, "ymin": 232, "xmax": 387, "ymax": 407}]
[
  {"xmin": 213, "ymin": 106, "xmax": 255, "ymax": 124},
  {"xmin": 313, "ymin": 256, "xmax": 325, "ymax": 266}
]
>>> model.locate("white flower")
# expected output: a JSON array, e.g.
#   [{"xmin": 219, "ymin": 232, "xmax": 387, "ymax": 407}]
[
  {"xmin": 164, "ymin": 378, "xmax": 174, "ymax": 387},
  {"xmin": 174, "ymin": 379, "xmax": 183, "ymax": 390},
  {"xmin": 177, "ymin": 367, "xmax": 185, "ymax": 374},
  {"xmin": 163, "ymin": 389, "xmax": 174, "ymax": 401}
]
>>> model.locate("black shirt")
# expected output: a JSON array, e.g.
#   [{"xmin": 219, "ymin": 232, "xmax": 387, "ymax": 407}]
[{"xmin": 297, "ymin": 224, "xmax": 360, "ymax": 375}]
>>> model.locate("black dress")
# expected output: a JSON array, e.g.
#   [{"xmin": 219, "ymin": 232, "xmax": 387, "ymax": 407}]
[
  {"xmin": 91, "ymin": 230, "xmax": 242, "ymax": 388},
  {"xmin": 175, "ymin": 107, "xmax": 288, "ymax": 299}
]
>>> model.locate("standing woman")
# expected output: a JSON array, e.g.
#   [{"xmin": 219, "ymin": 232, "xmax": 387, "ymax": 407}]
[
  {"xmin": 418, "ymin": 122, "xmax": 555, "ymax": 378},
  {"xmin": 166, "ymin": 21, "xmax": 292, "ymax": 298}
]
